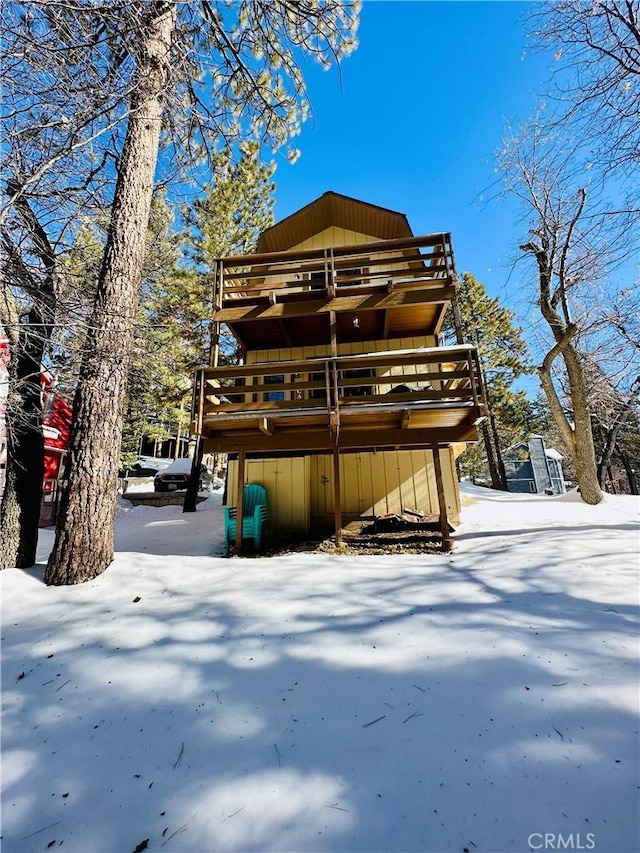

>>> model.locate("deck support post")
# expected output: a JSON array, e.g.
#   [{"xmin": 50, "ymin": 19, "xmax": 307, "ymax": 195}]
[
  {"xmin": 234, "ymin": 450, "xmax": 246, "ymax": 555},
  {"xmin": 333, "ymin": 445, "xmax": 343, "ymax": 549},
  {"xmin": 183, "ymin": 434, "xmax": 204, "ymax": 513},
  {"xmin": 431, "ymin": 444, "xmax": 452, "ymax": 552}
]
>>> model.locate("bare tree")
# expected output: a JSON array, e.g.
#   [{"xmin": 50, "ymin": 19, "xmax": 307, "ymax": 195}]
[
  {"xmin": 507, "ymin": 1, "xmax": 640, "ymax": 503},
  {"xmin": 581, "ymin": 356, "xmax": 640, "ymax": 490},
  {"xmin": 1, "ymin": 1, "xmax": 360, "ymax": 582},
  {"xmin": 528, "ymin": 0, "xmax": 640, "ymax": 181},
  {"xmin": 500, "ymin": 125, "xmax": 638, "ymax": 504},
  {"xmin": 1, "ymin": 1, "xmax": 135, "ymax": 568},
  {"xmin": 0, "ymin": 184, "xmax": 58, "ymax": 568}
]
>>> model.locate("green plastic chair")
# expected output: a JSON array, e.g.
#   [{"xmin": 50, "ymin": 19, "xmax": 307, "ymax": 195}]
[{"xmin": 224, "ymin": 483, "xmax": 269, "ymax": 553}]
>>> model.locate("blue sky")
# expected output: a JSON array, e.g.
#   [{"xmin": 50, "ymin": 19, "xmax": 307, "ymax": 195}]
[{"xmin": 271, "ymin": 1, "xmax": 554, "ymax": 316}]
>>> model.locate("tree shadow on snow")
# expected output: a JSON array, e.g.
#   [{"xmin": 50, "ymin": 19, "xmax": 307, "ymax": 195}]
[{"xmin": 2, "ymin": 548, "xmax": 639, "ymax": 853}]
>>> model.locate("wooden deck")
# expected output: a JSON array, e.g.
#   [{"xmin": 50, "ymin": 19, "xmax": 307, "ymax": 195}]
[
  {"xmin": 193, "ymin": 345, "xmax": 486, "ymax": 454},
  {"xmin": 195, "ymin": 227, "xmax": 486, "ymax": 553},
  {"xmin": 210, "ymin": 234, "xmax": 462, "ymax": 352}
]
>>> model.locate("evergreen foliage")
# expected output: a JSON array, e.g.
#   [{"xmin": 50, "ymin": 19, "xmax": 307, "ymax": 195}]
[
  {"xmin": 121, "ymin": 144, "xmax": 276, "ymax": 468},
  {"xmin": 447, "ymin": 272, "xmax": 534, "ymax": 485}
]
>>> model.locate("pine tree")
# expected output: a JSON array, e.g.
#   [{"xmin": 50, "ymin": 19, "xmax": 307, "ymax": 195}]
[
  {"xmin": 182, "ymin": 142, "xmax": 276, "ymax": 364},
  {"xmin": 447, "ymin": 272, "xmax": 531, "ymax": 488},
  {"xmin": 120, "ymin": 145, "xmax": 275, "ymax": 477},
  {"xmin": 14, "ymin": 2, "xmax": 359, "ymax": 585}
]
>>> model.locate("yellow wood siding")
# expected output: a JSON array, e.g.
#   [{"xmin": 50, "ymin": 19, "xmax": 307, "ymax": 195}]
[
  {"xmin": 246, "ymin": 336, "xmax": 439, "ymax": 365},
  {"xmin": 308, "ymin": 448, "xmax": 460, "ymax": 531},
  {"xmin": 226, "ymin": 456, "xmax": 310, "ymax": 539},
  {"xmin": 291, "ymin": 225, "xmax": 387, "ymax": 251}
]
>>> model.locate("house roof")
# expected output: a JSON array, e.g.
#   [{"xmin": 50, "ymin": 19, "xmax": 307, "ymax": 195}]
[
  {"xmin": 507, "ymin": 439, "xmax": 563, "ymax": 461},
  {"xmin": 256, "ymin": 191, "xmax": 414, "ymax": 253},
  {"xmin": 545, "ymin": 448, "xmax": 563, "ymax": 460},
  {"xmin": 217, "ymin": 192, "xmax": 456, "ymax": 351}
]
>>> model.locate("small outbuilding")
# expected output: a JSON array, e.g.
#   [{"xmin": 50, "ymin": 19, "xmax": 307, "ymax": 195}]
[{"xmin": 504, "ymin": 436, "xmax": 566, "ymax": 495}]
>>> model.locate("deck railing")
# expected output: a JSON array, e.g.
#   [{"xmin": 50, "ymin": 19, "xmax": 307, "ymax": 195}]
[
  {"xmin": 192, "ymin": 344, "xmax": 484, "ymax": 435},
  {"xmin": 211, "ymin": 233, "xmax": 457, "ymax": 307}
]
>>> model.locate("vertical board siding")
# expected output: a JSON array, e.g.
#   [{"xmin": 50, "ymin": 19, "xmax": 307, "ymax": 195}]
[
  {"xmin": 227, "ymin": 456, "xmax": 310, "ymax": 538},
  {"xmin": 246, "ymin": 335, "xmax": 439, "ymax": 366},
  {"xmin": 307, "ymin": 448, "xmax": 460, "ymax": 531}
]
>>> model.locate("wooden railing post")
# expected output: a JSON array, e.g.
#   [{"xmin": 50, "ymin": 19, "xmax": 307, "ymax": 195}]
[
  {"xmin": 324, "ymin": 359, "xmax": 333, "ymax": 412},
  {"xmin": 190, "ymin": 367, "xmax": 205, "ymax": 435},
  {"xmin": 431, "ymin": 444, "xmax": 452, "ymax": 553},
  {"xmin": 329, "ymin": 247, "xmax": 336, "ymax": 297},
  {"xmin": 468, "ymin": 349, "xmax": 480, "ymax": 410},
  {"xmin": 333, "ymin": 445, "xmax": 343, "ymax": 549}
]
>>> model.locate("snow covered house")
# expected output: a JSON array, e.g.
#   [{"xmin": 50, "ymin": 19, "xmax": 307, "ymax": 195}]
[
  {"xmin": 504, "ymin": 436, "xmax": 566, "ymax": 495},
  {"xmin": 191, "ymin": 192, "xmax": 487, "ymax": 551}
]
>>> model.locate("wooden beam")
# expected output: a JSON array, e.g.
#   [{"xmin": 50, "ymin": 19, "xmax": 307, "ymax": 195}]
[
  {"xmin": 382, "ymin": 308, "xmax": 391, "ymax": 339},
  {"xmin": 401, "ymin": 409, "xmax": 412, "ymax": 429},
  {"xmin": 431, "ymin": 445, "xmax": 453, "ymax": 553},
  {"xmin": 214, "ymin": 285, "xmax": 457, "ymax": 324},
  {"xmin": 329, "ymin": 309, "xmax": 338, "ymax": 358},
  {"xmin": 183, "ymin": 434, "xmax": 204, "ymax": 514},
  {"xmin": 433, "ymin": 302, "xmax": 451, "ymax": 337},
  {"xmin": 259, "ymin": 417, "xmax": 274, "ymax": 436},
  {"xmin": 203, "ymin": 425, "xmax": 479, "ymax": 455},
  {"xmin": 233, "ymin": 450, "xmax": 246, "ymax": 556},
  {"xmin": 333, "ymin": 445, "xmax": 342, "ymax": 549}
]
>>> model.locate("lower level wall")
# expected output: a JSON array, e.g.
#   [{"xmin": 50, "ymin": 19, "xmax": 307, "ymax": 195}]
[
  {"xmin": 226, "ymin": 448, "xmax": 461, "ymax": 539},
  {"xmin": 226, "ymin": 456, "xmax": 311, "ymax": 538}
]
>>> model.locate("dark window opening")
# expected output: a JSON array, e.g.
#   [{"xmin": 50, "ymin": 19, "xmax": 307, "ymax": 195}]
[
  {"xmin": 337, "ymin": 267, "xmax": 363, "ymax": 287},
  {"xmin": 308, "ymin": 267, "xmax": 364, "ymax": 289},
  {"xmin": 339, "ymin": 367, "xmax": 374, "ymax": 398},
  {"xmin": 309, "ymin": 270, "xmax": 327, "ymax": 290},
  {"xmin": 309, "ymin": 371, "xmax": 327, "ymax": 400},
  {"xmin": 264, "ymin": 374, "xmax": 285, "ymax": 402}
]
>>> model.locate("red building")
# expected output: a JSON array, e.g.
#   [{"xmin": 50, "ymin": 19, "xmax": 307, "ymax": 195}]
[
  {"xmin": 0, "ymin": 339, "xmax": 72, "ymax": 492},
  {"xmin": 41, "ymin": 369, "xmax": 73, "ymax": 482}
]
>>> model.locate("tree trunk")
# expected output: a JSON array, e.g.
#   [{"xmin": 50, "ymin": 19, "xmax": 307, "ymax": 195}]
[
  {"xmin": 533, "ymin": 256, "xmax": 602, "ymax": 505},
  {"xmin": 481, "ymin": 417, "xmax": 508, "ymax": 491},
  {"xmin": 617, "ymin": 446, "xmax": 638, "ymax": 495},
  {"xmin": 481, "ymin": 422, "xmax": 500, "ymax": 488},
  {"xmin": 45, "ymin": 4, "xmax": 176, "ymax": 585},
  {"xmin": 563, "ymin": 344, "xmax": 602, "ymax": 504},
  {"xmin": 1, "ymin": 187, "xmax": 57, "ymax": 568},
  {"xmin": 0, "ymin": 318, "xmax": 46, "ymax": 568},
  {"xmin": 597, "ymin": 378, "xmax": 640, "ymax": 486},
  {"xmin": 183, "ymin": 435, "xmax": 204, "ymax": 513},
  {"xmin": 490, "ymin": 411, "xmax": 509, "ymax": 490}
]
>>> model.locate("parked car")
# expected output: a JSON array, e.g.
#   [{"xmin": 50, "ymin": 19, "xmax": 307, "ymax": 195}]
[
  {"xmin": 153, "ymin": 457, "xmax": 211, "ymax": 492},
  {"xmin": 122, "ymin": 457, "xmax": 171, "ymax": 478}
]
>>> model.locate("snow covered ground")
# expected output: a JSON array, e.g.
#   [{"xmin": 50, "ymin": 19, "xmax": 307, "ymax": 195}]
[{"xmin": 1, "ymin": 485, "xmax": 638, "ymax": 853}]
